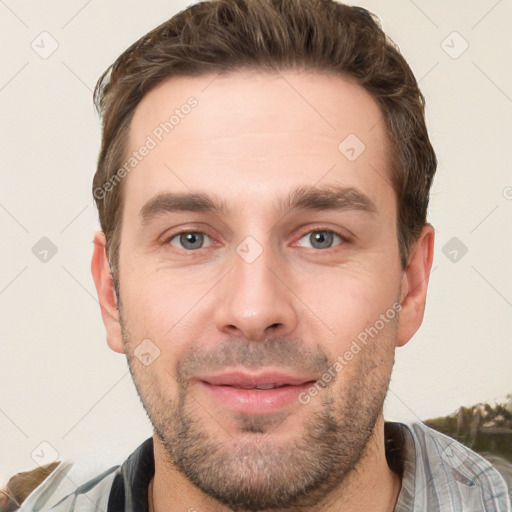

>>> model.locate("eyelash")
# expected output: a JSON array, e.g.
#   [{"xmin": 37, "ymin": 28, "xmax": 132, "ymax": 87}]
[{"xmin": 162, "ymin": 228, "xmax": 349, "ymax": 252}]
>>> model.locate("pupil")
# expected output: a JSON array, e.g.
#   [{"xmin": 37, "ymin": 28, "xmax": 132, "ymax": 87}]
[
  {"xmin": 311, "ymin": 231, "xmax": 332, "ymax": 249},
  {"xmin": 181, "ymin": 232, "xmax": 203, "ymax": 249}
]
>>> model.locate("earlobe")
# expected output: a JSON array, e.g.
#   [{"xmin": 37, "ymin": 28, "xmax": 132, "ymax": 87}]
[
  {"xmin": 91, "ymin": 231, "xmax": 124, "ymax": 354},
  {"xmin": 396, "ymin": 224, "xmax": 435, "ymax": 347}
]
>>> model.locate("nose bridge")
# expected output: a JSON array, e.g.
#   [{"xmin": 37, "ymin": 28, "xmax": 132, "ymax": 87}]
[{"xmin": 214, "ymin": 234, "xmax": 297, "ymax": 340}]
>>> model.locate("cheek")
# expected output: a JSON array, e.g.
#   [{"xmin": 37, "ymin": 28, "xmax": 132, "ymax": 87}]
[
  {"xmin": 119, "ymin": 269, "xmax": 210, "ymax": 363},
  {"xmin": 121, "ymin": 266, "xmax": 189, "ymax": 327},
  {"xmin": 323, "ymin": 311, "xmax": 398, "ymax": 397},
  {"xmin": 299, "ymin": 265, "xmax": 401, "ymax": 343}
]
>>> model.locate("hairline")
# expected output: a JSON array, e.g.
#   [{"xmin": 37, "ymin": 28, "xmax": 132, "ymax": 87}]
[{"xmin": 105, "ymin": 66, "xmax": 406, "ymax": 283}]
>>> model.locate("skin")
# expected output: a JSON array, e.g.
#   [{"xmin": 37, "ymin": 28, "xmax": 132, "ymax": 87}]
[{"xmin": 91, "ymin": 69, "xmax": 434, "ymax": 511}]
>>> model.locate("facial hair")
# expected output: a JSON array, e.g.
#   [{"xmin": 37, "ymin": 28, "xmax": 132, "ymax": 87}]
[{"xmin": 120, "ymin": 309, "xmax": 397, "ymax": 511}]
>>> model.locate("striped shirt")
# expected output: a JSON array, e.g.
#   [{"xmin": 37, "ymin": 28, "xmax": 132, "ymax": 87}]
[{"xmin": 16, "ymin": 421, "xmax": 511, "ymax": 511}]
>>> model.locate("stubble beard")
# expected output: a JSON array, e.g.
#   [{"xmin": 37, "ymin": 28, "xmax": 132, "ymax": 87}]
[{"xmin": 120, "ymin": 311, "xmax": 396, "ymax": 511}]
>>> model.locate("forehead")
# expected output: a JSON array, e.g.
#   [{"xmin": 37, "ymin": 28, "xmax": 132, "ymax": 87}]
[{"xmin": 124, "ymin": 69, "xmax": 393, "ymax": 216}]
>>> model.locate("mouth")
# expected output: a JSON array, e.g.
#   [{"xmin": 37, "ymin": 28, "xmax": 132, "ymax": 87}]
[
  {"xmin": 217, "ymin": 383, "xmax": 296, "ymax": 390},
  {"xmin": 196, "ymin": 371, "xmax": 318, "ymax": 415}
]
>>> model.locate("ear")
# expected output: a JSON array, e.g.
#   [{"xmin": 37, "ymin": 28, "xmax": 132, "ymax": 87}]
[
  {"xmin": 91, "ymin": 231, "xmax": 124, "ymax": 354},
  {"xmin": 396, "ymin": 224, "xmax": 435, "ymax": 348}
]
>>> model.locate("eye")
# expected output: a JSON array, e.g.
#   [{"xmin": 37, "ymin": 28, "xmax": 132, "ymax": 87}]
[
  {"xmin": 168, "ymin": 231, "xmax": 213, "ymax": 251},
  {"xmin": 296, "ymin": 230, "xmax": 344, "ymax": 250}
]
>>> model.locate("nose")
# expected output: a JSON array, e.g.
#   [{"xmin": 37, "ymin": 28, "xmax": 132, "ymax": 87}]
[{"xmin": 213, "ymin": 239, "xmax": 298, "ymax": 342}]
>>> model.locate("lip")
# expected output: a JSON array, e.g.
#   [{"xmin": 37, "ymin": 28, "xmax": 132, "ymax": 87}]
[{"xmin": 196, "ymin": 370, "xmax": 317, "ymax": 415}]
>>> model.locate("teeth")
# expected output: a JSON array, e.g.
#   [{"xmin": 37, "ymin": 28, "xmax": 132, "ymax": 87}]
[
  {"xmin": 228, "ymin": 383, "xmax": 287, "ymax": 390},
  {"xmin": 255, "ymin": 383, "xmax": 278, "ymax": 390}
]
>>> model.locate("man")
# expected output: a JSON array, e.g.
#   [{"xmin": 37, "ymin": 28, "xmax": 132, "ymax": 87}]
[{"xmin": 10, "ymin": 0, "xmax": 511, "ymax": 511}]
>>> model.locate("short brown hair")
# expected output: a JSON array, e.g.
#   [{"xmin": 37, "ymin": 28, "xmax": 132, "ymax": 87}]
[{"xmin": 93, "ymin": 0, "xmax": 436, "ymax": 282}]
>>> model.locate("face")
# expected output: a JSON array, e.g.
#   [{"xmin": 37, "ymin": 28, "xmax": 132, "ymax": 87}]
[{"xmin": 94, "ymin": 70, "xmax": 430, "ymax": 510}]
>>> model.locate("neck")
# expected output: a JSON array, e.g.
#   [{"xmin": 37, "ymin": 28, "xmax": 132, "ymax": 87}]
[{"xmin": 150, "ymin": 415, "xmax": 402, "ymax": 512}]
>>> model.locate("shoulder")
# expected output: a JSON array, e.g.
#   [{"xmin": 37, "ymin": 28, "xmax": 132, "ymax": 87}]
[
  {"xmin": 2, "ymin": 457, "xmax": 121, "ymax": 512},
  {"xmin": 3, "ymin": 437, "xmax": 155, "ymax": 512},
  {"xmin": 1, "ymin": 462, "xmax": 60, "ymax": 511},
  {"xmin": 399, "ymin": 420, "xmax": 511, "ymax": 511}
]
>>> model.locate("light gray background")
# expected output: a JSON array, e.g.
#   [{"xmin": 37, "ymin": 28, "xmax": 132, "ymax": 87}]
[{"xmin": 1, "ymin": 0, "xmax": 511, "ymax": 481}]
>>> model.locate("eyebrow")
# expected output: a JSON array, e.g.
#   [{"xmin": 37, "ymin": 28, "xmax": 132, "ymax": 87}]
[
  {"xmin": 277, "ymin": 185, "xmax": 377, "ymax": 217},
  {"xmin": 140, "ymin": 191, "xmax": 229, "ymax": 222},
  {"xmin": 139, "ymin": 184, "xmax": 377, "ymax": 223}
]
